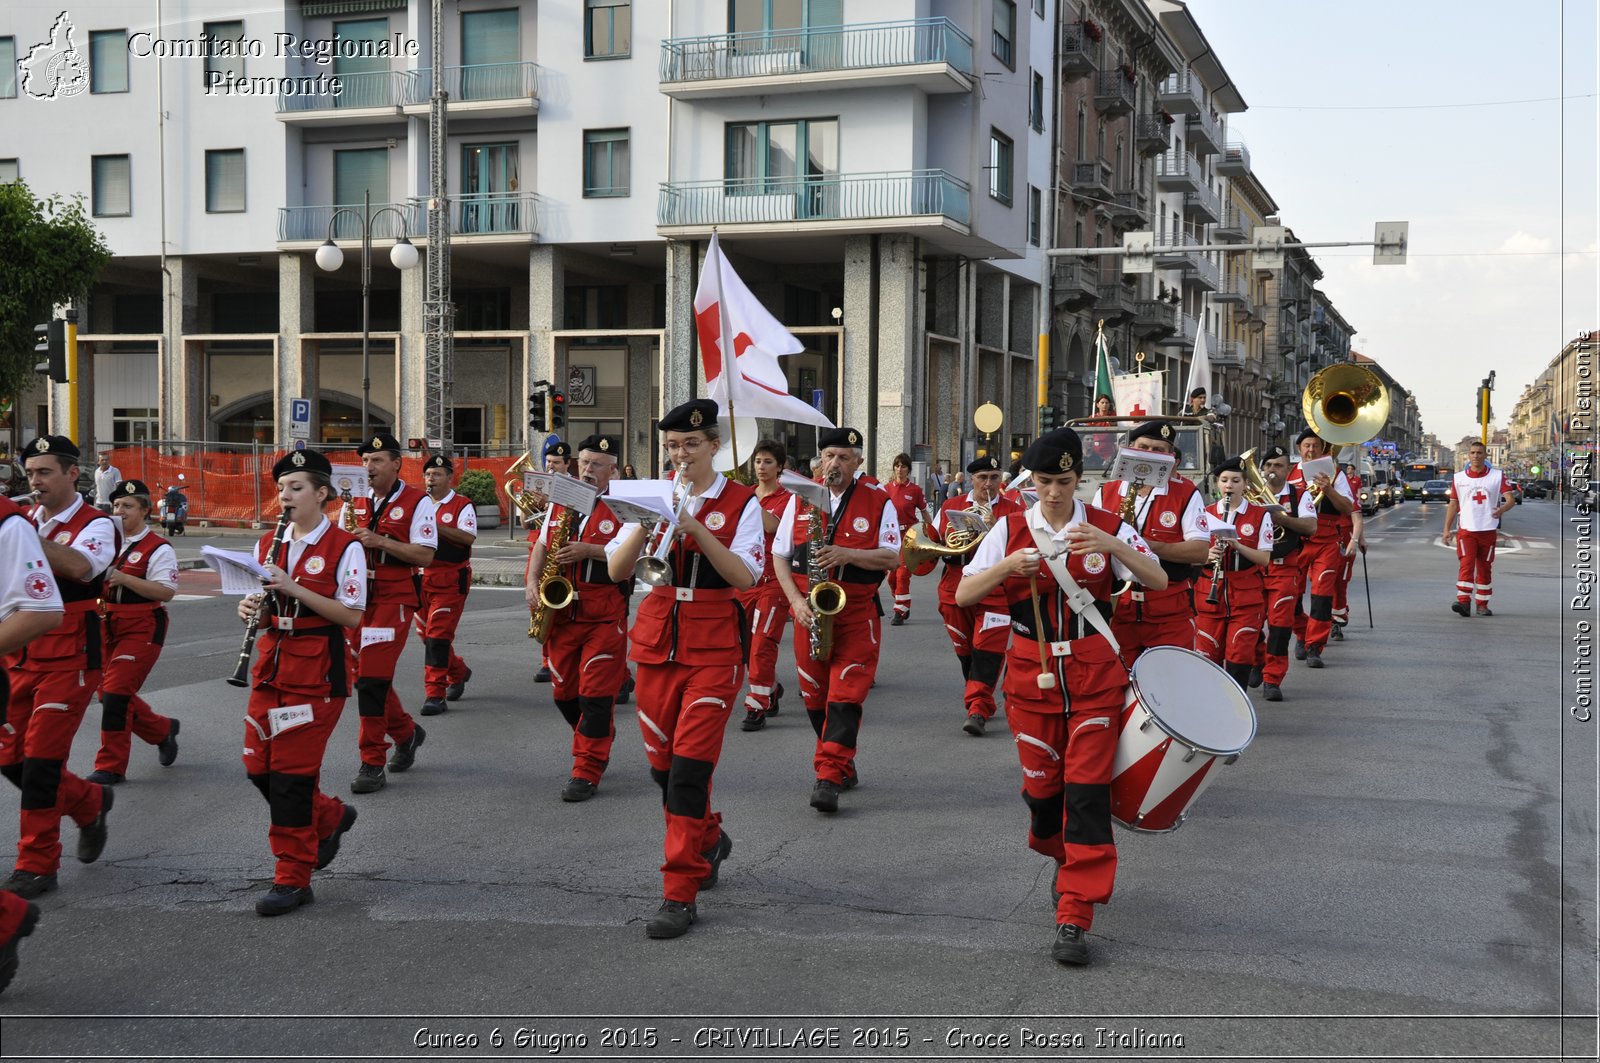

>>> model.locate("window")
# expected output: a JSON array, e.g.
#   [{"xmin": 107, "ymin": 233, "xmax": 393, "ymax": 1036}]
[
  {"xmin": 92, "ymin": 154, "xmax": 131, "ymax": 216},
  {"xmin": 1096, "ymin": 117, "xmax": 1106, "ymax": 161},
  {"xmin": 204, "ymin": 20, "xmax": 245, "ymax": 83},
  {"xmin": 1030, "ymin": 70, "xmax": 1044, "ymax": 132},
  {"xmin": 988, "ymin": 129, "xmax": 1013, "ymax": 206},
  {"xmin": 726, "ymin": 118, "xmax": 838, "ymax": 190},
  {"xmin": 460, "ymin": 9, "xmax": 520, "ymax": 99},
  {"xmin": 991, "ymin": 0, "xmax": 1016, "ymax": 67},
  {"xmin": 112, "ymin": 408, "xmax": 159, "ymax": 445},
  {"xmin": 585, "ymin": 0, "xmax": 631, "ymax": 58},
  {"xmin": 205, "ymin": 149, "xmax": 245, "ymax": 213},
  {"xmin": 583, "ymin": 129, "xmax": 630, "ymax": 197},
  {"xmin": 1027, "ymin": 186, "xmax": 1041, "ymax": 246},
  {"xmin": 1034, "ymin": 0, "xmax": 1045, "ymax": 15},
  {"xmin": 0, "ymin": 38, "xmax": 16, "ymax": 98},
  {"xmin": 0, "ymin": 160, "xmax": 16, "ymax": 184},
  {"xmin": 461, "ymin": 142, "xmax": 521, "ymax": 231},
  {"xmin": 333, "ymin": 19, "xmax": 391, "ymax": 108},
  {"xmin": 333, "ymin": 148, "xmax": 387, "ymax": 235},
  {"xmin": 1075, "ymin": 101, "xmax": 1087, "ymax": 159},
  {"xmin": 90, "ymin": 29, "xmax": 128, "ymax": 93}
]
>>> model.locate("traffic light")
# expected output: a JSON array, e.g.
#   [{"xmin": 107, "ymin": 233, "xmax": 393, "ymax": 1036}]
[
  {"xmin": 1531, "ymin": 464, "xmax": 1541, "ymax": 476},
  {"xmin": 528, "ymin": 385, "xmax": 547, "ymax": 431},
  {"xmin": 1039, "ymin": 405, "xmax": 1058, "ymax": 431},
  {"xmin": 34, "ymin": 319, "xmax": 67, "ymax": 383},
  {"xmin": 550, "ymin": 390, "xmax": 567, "ymax": 431}
]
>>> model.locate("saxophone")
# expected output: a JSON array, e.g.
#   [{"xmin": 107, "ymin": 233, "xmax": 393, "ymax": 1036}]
[
  {"xmin": 806, "ymin": 473, "xmax": 846, "ymax": 662},
  {"xmin": 527, "ymin": 507, "xmax": 576, "ymax": 640}
]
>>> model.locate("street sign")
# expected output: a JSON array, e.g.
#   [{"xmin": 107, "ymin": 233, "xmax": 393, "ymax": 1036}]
[
  {"xmin": 1121, "ymin": 231, "xmax": 1155, "ymax": 273},
  {"xmin": 811, "ymin": 388, "xmax": 826, "ymax": 413},
  {"xmin": 1251, "ymin": 226, "xmax": 1286, "ymax": 272},
  {"xmin": 289, "ymin": 397, "xmax": 311, "ymax": 440},
  {"xmin": 1373, "ymin": 221, "xmax": 1409, "ymax": 265}
]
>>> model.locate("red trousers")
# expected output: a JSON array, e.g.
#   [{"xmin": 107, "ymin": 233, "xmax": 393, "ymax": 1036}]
[
  {"xmin": 1195, "ymin": 584, "xmax": 1265, "ymax": 668},
  {"xmin": 242, "ymin": 687, "xmax": 349, "ymax": 888},
  {"xmin": 96, "ymin": 612, "xmax": 175, "ymax": 776},
  {"xmin": 888, "ymin": 563, "xmax": 914, "ymax": 618},
  {"xmin": 1333, "ymin": 540, "xmax": 1355, "ymax": 626},
  {"xmin": 737, "ymin": 582, "xmax": 789, "ymax": 713},
  {"xmin": 415, "ymin": 570, "xmax": 470, "ymax": 698},
  {"xmin": 546, "ymin": 616, "xmax": 627, "ymax": 783},
  {"xmin": 1005, "ymin": 695, "xmax": 1121, "ymax": 931},
  {"xmin": 1261, "ymin": 558, "xmax": 1306, "ymax": 686},
  {"xmin": 0, "ymin": 887, "xmax": 30, "ymax": 938},
  {"xmin": 1111, "ymin": 592, "xmax": 1197, "ymax": 668},
  {"xmin": 1, "ymin": 668, "xmax": 106, "ymax": 875},
  {"xmin": 792, "ymin": 598, "xmax": 880, "ymax": 784},
  {"xmin": 937, "ymin": 598, "xmax": 1010, "ymax": 720},
  {"xmin": 353, "ymin": 602, "xmax": 419, "ymax": 767},
  {"xmin": 634, "ymin": 661, "xmax": 740, "ymax": 904},
  {"xmin": 1456, "ymin": 529, "xmax": 1497, "ymax": 603},
  {"xmin": 1299, "ymin": 538, "xmax": 1343, "ymax": 651}
]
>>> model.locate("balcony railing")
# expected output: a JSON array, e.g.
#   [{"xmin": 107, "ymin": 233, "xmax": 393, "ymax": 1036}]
[
  {"xmin": 1152, "ymin": 227, "xmax": 1201, "ymax": 269},
  {"xmin": 1212, "ymin": 273, "xmax": 1251, "ymax": 304},
  {"xmin": 1070, "ymin": 158, "xmax": 1113, "ymax": 198},
  {"xmin": 1157, "ymin": 70, "xmax": 1203, "ymax": 114},
  {"xmin": 429, "ymin": 192, "xmax": 541, "ymax": 237},
  {"xmin": 1109, "ymin": 188, "xmax": 1145, "ymax": 228},
  {"xmin": 1184, "ymin": 184, "xmax": 1221, "ymax": 223},
  {"xmin": 407, "ymin": 61, "xmax": 539, "ymax": 104},
  {"xmin": 1186, "ymin": 109, "xmax": 1222, "ymax": 156},
  {"xmin": 658, "ymin": 170, "xmax": 970, "ymax": 228},
  {"xmin": 1094, "ymin": 70, "xmax": 1136, "ymax": 116},
  {"xmin": 1052, "ymin": 258, "xmax": 1098, "ymax": 308},
  {"xmin": 1212, "ymin": 339, "xmax": 1244, "ymax": 367},
  {"xmin": 1133, "ymin": 299, "xmax": 1178, "ymax": 339},
  {"xmin": 1217, "ymin": 140, "xmax": 1251, "ymax": 177},
  {"xmin": 660, "ymin": 18, "xmax": 973, "ymax": 84},
  {"xmin": 1212, "ymin": 205, "xmax": 1251, "ymax": 242},
  {"xmin": 278, "ymin": 201, "xmax": 421, "ymax": 242},
  {"xmin": 1134, "ymin": 113, "xmax": 1171, "ymax": 156},
  {"xmin": 1183, "ymin": 255, "xmax": 1220, "ymax": 291},
  {"xmin": 277, "ymin": 69, "xmax": 411, "ymax": 113},
  {"xmin": 1155, "ymin": 150, "xmax": 1204, "ymax": 192},
  {"xmin": 1059, "ymin": 22, "xmax": 1099, "ymax": 79},
  {"xmin": 1095, "ymin": 279, "xmax": 1137, "ymax": 322}
]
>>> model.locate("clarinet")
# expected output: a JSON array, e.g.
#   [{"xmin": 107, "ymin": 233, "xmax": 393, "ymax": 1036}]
[
  {"xmin": 227, "ymin": 510, "xmax": 293, "ymax": 688},
  {"xmin": 1205, "ymin": 500, "xmax": 1236, "ymax": 606}
]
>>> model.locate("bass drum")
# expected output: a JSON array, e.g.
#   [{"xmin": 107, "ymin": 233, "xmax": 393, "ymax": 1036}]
[{"xmin": 1110, "ymin": 646, "xmax": 1257, "ymax": 833}]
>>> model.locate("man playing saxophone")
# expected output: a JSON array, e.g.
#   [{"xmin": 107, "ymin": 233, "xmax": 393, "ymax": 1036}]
[
  {"xmin": 526, "ymin": 435, "xmax": 636, "ymax": 803},
  {"xmin": 772, "ymin": 427, "xmax": 901, "ymax": 815}
]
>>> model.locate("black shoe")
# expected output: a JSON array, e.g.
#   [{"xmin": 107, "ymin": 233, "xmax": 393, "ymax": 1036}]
[
  {"xmin": 700, "ymin": 830, "xmax": 733, "ymax": 890},
  {"xmin": 0, "ymin": 871, "xmax": 57, "ymax": 900},
  {"xmin": 387, "ymin": 724, "xmax": 425, "ymax": 772},
  {"xmin": 1247, "ymin": 667, "xmax": 1263, "ymax": 689},
  {"xmin": 769, "ymin": 682, "xmax": 782, "ymax": 716},
  {"xmin": 1051, "ymin": 923, "xmax": 1091, "ymax": 966},
  {"xmin": 1262, "ymin": 684, "xmax": 1283, "ymax": 702},
  {"xmin": 1293, "ymin": 639, "xmax": 1307, "ymax": 661},
  {"xmin": 890, "ymin": 613, "xmax": 905, "ymax": 626},
  {"xmin": 446, "ymin": 667, "xmax": 472, "ymax": 702},
  {"xmin": 0, "ymin": 899, "xmax": 40, "ymax": 995},
  {"xmin": 809, "ymin": 779, "xmax": 842, "ymax": 814},
  {"xmin": 1476, "ymin": 605, "xmax": 1494, "ymax": 617},
  {"xmin": 645, "ymin": 899, "xmax": 697, "ymax": 939},
  {"xmin": 560, "ymin": 777, "xmax": 597, "ymax": 803},
  {"xmin": 616, "ymin": 673, "xmax": 635, "ymax": 706},
  {"xmin": 157, "ymin": 719, "xmax": 180, "ymax": 767},
  {"xmin": 1306, "ymin": 648, "xmax": 1325, "ymax": 669},
  {"xmin": 315, "ymin": 804, "xmax": 358, "ymax": 870},
  {"xmin": 85, "ymin": 770, "xmax": 123, "ymax": 786},
  {"xmin": 77, "ymin": 785, "xmax": 114, "ymax": 864},
  {"xmin": 843, "ymin": 764, "xmax": 860, "ymax": 790},
  {"xmin": 420, "ymin": 697, "xmax": 447, "ymax": 717},
  {"xmin": 740, "ymin": 709, "xmax": 766, "ymax": 732},
  {"xmin": 1451, "ymin": 600, "xmax": 1471, "ymax": 617},
  {"xmin": 351, "ymin": 764, "xmax": 386, "ymax": 794},
  {"xmin": 255, "ymin": 884, "xmax": 314, "ymax": 917},
  {"xmin": 962, "ymin": 713, "xmax": 986, "ymax": 736},
  {"xmin": 1330, "ymin": 623, "xmax": 1344, "ymax": 642},
  {"xmin": 534, "ymin": 665, "xmax": 552, "ymax": 683}
]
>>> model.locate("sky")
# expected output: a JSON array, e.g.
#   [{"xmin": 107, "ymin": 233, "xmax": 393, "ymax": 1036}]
[{"xmin": 1190, "ymin": 0, "xmax": 1598, "ymax": 446}]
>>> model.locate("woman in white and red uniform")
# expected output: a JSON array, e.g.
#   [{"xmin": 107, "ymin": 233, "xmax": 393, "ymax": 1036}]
[
  {"xmin": 88, "ymin": 479, "xmax": 180, "ymax": 785},
  {"xmin": 737, "ymin": 438, "xmax": 792, "ymax": 732},
  {"xmin": 609, "ymin": 399, "xmax": 764, "ymax": 940},
  {"xmin": 1193, "ymin": 457, "xmax": 1274, "ymax": 688},
  {"xmin": 1444, "ymin": 441, "xmax": 1514, "ymax": 617},
  {"xmin": 883, "ymin": 452, "xmax": 931, "ymax": 626},
  {"xmin": 958, "ymin": 427, "xmax": 1166, "ymax": 967},
  {"xmin": 416, "ymin": 454, "xmax": 477, "ymax": 715},
  {"xmin": 237, "ymin": 449, "xmax": 366, "ymax": 916}
]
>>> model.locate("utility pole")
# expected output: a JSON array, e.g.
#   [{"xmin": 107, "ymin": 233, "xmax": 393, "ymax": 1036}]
[{"xmin": 423, "ymin": 0, "xmax": 456, "ymax": 455}]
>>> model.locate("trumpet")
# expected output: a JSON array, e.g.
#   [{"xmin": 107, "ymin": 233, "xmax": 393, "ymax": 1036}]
[{"xmin": 634, "ymin": 465, "xmax": 694, "ymax": 586}]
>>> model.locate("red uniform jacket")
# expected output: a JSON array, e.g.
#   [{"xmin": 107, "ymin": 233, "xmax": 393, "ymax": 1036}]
[
  {"xmin": 101, "ymin": 530, "xmax": 172, "ymax": 647},
  {"xmin": 349, "ymin": 481, "xmax": 432, "ymax": 607},
  {"xmin": 426, "ymin": 492, "xmax": 474, "ymax": 596},
  {"xmin": 883, "ymin": 479, "xmax": 926, "ymax": 530},
  {"xmin": 752, "ymin": 486, "xmax": 793, "ymax": 587},
  {"xmin": 934, "ymin": 493, "xmax": 1024, "ymax": 606},
  {"xmin": 1094, "ymin": 477, "xmax": 1203, "ymax": 620},
  {"xmin": 790, "ymin": 478, "xmax": 894, "ymax": 600},
  {"xmin": 1194, "ymin": 499, "xmax": 1271, "ymax": 606},
  {"xmin": 558, "ymin": 498, "xmax": 631, "ymax": 625},
  {"xmin": 252, "ymin": 525, "xmax": 361, "ymax": 697}
]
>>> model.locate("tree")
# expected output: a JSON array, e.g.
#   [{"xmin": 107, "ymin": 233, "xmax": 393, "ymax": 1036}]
[{"xmin": 0, "ymin": 181, "xmax": 112, "ymax": 403}]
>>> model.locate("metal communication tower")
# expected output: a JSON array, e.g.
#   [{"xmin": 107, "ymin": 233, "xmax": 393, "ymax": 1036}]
[{"xmin": 423, "ymin": 0, "xmax": 455, "ymax": 450}]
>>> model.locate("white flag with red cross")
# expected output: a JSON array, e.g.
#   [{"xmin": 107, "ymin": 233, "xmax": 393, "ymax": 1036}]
[{"xmin": 1112, "ymin": 371, "xmax": 1165, "ymax": 420}]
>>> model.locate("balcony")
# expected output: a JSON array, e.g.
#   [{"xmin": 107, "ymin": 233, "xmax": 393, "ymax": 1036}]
[
  {"xmin": 1212, "ymin": 340, "xmax": 1244, "ymax": 367},
  {"xmin": 1094, "ymin": 70, "xmax": 1136, "ymax": 116},
  {"xmin": 1216, "ymin": 140, "xmax": 1252, "ymax": 177},
  {"xmin": 404, "ymin": 62, "xmax": 540, "ymax": 117},
  {"xmin": 1095, "ymin": 276, "xmax": 1138, "ymax": 323},
  {"xmin": 1070, "ymin": 158, "xmax": 1113, "ymax": 201},
  {"xmin": 657, "ymin": 170, "xmax": 971, "ymax": 237},
  {"xmin": 1184, "ymin": 184, "xmax": 1221, "ymax": 223},
  {"xmin": 278, "ymin": 201, "xmax": 421, "ymax": 244},
  {"xmin": 1213, "ymin": 272, "xmax": 1251, "ymax": 305},
  {"xmin": 1186, "ymin": 109, "xmax": 1222, "ymax": 156},
  {"xmin": 276, "ymin": 70, "xmax": 411, "ymax": 125},
  {"xmin": 659, "ymin": 18, "xmax": 974, "ymax": 98},
  {"xmin": 1212, "ymin": 205, "xmax": 1250, "ymax": 242},
  {"xmin": 431, "ymin": 192, "xmax": 542, "ymax": 239},
  {"xmin": 1157, "ymin": 70, "xmax": 1203, "ymax": 115},
  {"xmin": 1171, "ymin": 313, "xmax": 1200, "ymax": 347},
  {"xmin": 277, "ymin": 194, "xmax": 543, "ymax": 246},
  {"xmin": 1155, "ymin": 150, "xmax": 1203, "ymax": 193},
  {"xmin": 1109, "ymin": 188, "xmax": 1145, "ymax": 229},
  {"xmin": 1052, "ymin": 258, "xmax": 1098, "ymax": 310},
  {"xmin": 1183, "ymin": 255, "xmax": 1220, "ymax": 292},
  {"xmin": 1152, "ymin": 228, "xmax": 1203, "ymax": 270},
  {"xmin": 1059, "ymin": 22, "xmax": 1100, "ymax": 80},
  {"xmin": 1135, "ymin": 113, "xmax": 1171, "ymax": 157},
  {"xmin": 1133, "ymin": 299, "xmax": 1178, "ymax": 340}
]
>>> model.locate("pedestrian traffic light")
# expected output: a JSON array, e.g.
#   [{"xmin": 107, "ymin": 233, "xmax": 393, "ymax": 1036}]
[
  {"xmin": 1531, "ymin": 464, "xmax": 1541, "ymax": 476},
  {"xmin": 528, "ymin": 386, "xmax": 547, "ymax": 431},
  {"xmin": 1039, "ymin": 404, "xmax": 1058, "ymax": 431},
  {"xmin": 550, "ymin": 390, "xmax": 567, "ymax": 431},
  {"xmin": 34, "ymin": 319, "xmax": 67, "ymax": 383}
]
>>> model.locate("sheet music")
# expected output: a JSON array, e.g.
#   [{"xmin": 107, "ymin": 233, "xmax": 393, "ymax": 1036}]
[
  {"xmin": 200, "ymin": 545, "xmax": 272, "ymax": 596},
  {"xmin": 522, "ymin": 472, "xmax": 600, "ymax": 516},
  {"xmin": 1299, "ymin": 456, "xmax": 1336, "ymax": 484},
  {"xmin": 778, "ymin": 470, "xmax": 830, "ymax": 510},
  {"xmin": 1207, "ymin": 520, "xmax": 1239, "ymax": 541},
  {"xmin": 330, "ymin": 465, "xmax": 370, "ymax": 499},
  {"xmin": 1107, "ymin": 448, "xmax": 1176, "ymax": 489},
  {"xmin": 606, "ymin": 479, "xmax": 679, "ymax": 524}
]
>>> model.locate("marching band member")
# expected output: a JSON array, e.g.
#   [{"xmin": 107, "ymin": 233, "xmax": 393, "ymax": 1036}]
[
  {"xmin": 1, "ymin": 436, "xmax": 118, "ymax": 899},
  {"xmin": 87, "ymin": 480, "xmax": 180, "ymax": 784},
  {"xmin": 1092, "ymin": 420, "xmax": 1210, "ymax": 665},
  {"xmin": 1444, "ymin": 441, "xmax": 1514, "ymax": 617},
  {"xmin": 932, "ymin": 456, "xmax": 1023, "ymax": 736},
  {"xmin": 884, "ymin": 453, "xmax": 931, "ymax": 626},
  {"xmin": 529, "ymin": 434, "xmax": 634, "ymax": 802},
  {"xmin": 609, "ymin": 400, "xmax": 763, "ymax": 939},
  {"xmin": 1256, "ymin": 447, "xmax": 1318, "ymax": 702},
  {"xmin": 342, "ymin": 433, "xmax": 437, "ymax": 793},
  {"xmin": 416, "ymin": 455, "xmax": 476, "ymax": 715},
  {"xmin": 1286, "ymin": 428, "xmax": 1354, "ymax": 668},
  {"xmin": 1193, "ymin": 458, "xmax": 1274, "ymax": 688},
  {"xmin": 532, "ymin": 442, "xmax": 571, "ymax": 685},
  {"xmin": 957, "ymin": 427, "xmax": 1165, "ymax": 966},
  {"xmin": 1329, "ymin": 462, "xmax": 1366, "ymax": 640},
  {"xmin": 237, "ymin": 449, "xmax": 366, "ymax": 915},
  {"xmin": 773, "ymin": 427, "xmax": 901, "ymax": 812},
  {"xmin": 737, "ymin": 439, "xmax": 792, "ymax": 731}
]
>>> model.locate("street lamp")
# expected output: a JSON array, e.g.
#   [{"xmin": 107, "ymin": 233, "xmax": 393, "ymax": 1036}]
[{"xmin": 315, "ymin": 190, "xmax": 419, "ymax": 441}]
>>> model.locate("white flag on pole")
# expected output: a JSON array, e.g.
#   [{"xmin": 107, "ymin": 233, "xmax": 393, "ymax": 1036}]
[{"xmin": 1185, "ymin": 326, "xmax": 1213, "ymax": 409}]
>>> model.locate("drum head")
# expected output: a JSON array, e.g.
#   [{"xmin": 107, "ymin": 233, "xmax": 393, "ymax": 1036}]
[{"xmin": 1129, "ymin": 646, "xmax": 1257, "ymax": 755}]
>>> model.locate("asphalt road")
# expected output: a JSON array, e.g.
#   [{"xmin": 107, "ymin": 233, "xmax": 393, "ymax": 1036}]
[{"xmin": 0, "ymin": 496, "xmax": 1594, "ymax": 1062}]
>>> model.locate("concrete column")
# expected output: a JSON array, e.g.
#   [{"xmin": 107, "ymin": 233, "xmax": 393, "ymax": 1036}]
[
  {"xmin": 278, "ymin": 253, "xmax": 316, "ymax": 446},
  {"xmin": 400, "ymin": 256, "xmax": 427, "ymax": 441},
  {"xmin": 661, "ymin": 240, "xmax": 696, "ymax": 413},
  {"xmin": 162, "ymin": 256, "xmax": 201, "ymax": 441},
  {"xmin": 529, "ymin": 245, "xmax": 564, "ymax": 446},
  {"xmin": 872, "ymin": 234, "xmax": 918, "ymax": 477},
  {"xmin": 841, "ymin": 236, "xmax": 874, "ymax": 441}
]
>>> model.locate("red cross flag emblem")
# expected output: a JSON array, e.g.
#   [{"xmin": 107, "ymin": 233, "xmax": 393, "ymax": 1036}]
[{"xmin": 1471, "ymin": 489, "xmax": 1488, "ymax": 505}]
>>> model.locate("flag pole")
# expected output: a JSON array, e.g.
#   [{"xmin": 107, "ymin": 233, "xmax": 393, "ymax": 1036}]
[{"xmin": 711, "ymin": 229, "xmax": 742, "ymax": 472}]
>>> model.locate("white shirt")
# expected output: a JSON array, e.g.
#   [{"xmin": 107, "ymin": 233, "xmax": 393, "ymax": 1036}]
[
  {"xmin": 1100, "ymin": 479, "xmax": 1211, "ymax": 542},
  {"xmin": 94, "ymin": 464, "xmax": 121, "ymax": 505},
  {"xmin": 773, "ymin": 477, "xmax": 900, "ymax": 559},
  {"xmin": 345, "ymin": 480, "xmax": 439, "ymax": 551},
  {"xmin": 0, "ymin": 512, "xmax": 65, "ymax": 621},
  {"xmin": 965, "ymin": 501, "xmax": 1153, "ymax": 582},
  {"xmin": 33, "ymin": 494, "xmax": 117, "ymax": 580},
  {"xmin": 536, "ymin": 492, "xmax": 637, "ymax": 562},
  {"xmin": 119, "ymin": 526, "xmax": 179, "ymax": 591},
  {"xmin": 681, "ymin": 474, "xmax": 765, "ymax": 581},
  {"xmin": 274, "ymin": 516, "xmax": 368, "ymax": 611},
  {"xmin": 433, "ymin": 490, "xmax": 478, "ymax": 537}
]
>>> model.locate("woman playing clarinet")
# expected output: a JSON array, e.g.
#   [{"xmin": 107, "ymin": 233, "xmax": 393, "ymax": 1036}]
[
  {"xmin": 1193, "ymin": 456, "xmax": 1274, "ymax": 687},
  {"xmin": 236, "ymin": 450, "xmax": 366, "ymax": 916},
  {"xmin": 955, "ymin": 428, "xmax": 1166, "ymax": 968}
]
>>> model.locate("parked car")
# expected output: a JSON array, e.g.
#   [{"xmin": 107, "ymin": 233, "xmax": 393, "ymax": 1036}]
[
  {"xmin": 1419, "ymin": 479, "xmax": 1450, "ymax": 503},
  {"xmin": 1506, "ymin": 480, "xmax": 1524, "ymax": 505},
  {"xmin": 1532, "ymin": 478, "xmax": 1557, "ymax": 499}
]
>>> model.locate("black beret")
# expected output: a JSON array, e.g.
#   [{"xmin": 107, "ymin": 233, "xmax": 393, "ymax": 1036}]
[
  {"xmin": 1211, "ymin": 456, "xmax": 1244, "ymax": 478},
  {"xmin": 24, "ymin": 435, "xmax": 79, "ymax": 462},
  {"xmin": 817, "ymin": 426, "xmax": 865, "ymax": 450},
  {"xmin": 577, "ymin": 434, "xmax": 620, "ymax": 457},
  {"xmin": 1296, "ymin": 426, "xmax": 1323, "ymax": 445},
  {"xmin": 544, "ymin": 441, "xmax": 572, "ymax": 459},
  {"xmin": 966, "ymin": 455, "xmax": 1002, "ymax": 474},
  {"xmin": 1127, "ymin": 419, "xmax": 1179, "ymax": 449},
  {"xmin": 1022, "ymin": 428, "xmax": 1084, "ymax": 474},
  {"xmin": 659, "ymin": 398, "xmax": 721, "ymax": 433},
  {"xmin": 113, "ymin": 479, "xmax": 152, "ymax": 500},
  {"xmin": 356, "ymin": 431, "xmax": 404, "ymax": 456},
  {"xmin": 1259, "ymin": 445, "xmax": 1290, "ymax": 463},
  {"xmin": 424, "ymin": 454, "xmax": 453, "ymax": 472},
  {"xmin": 272, "ymin": 448, "xmax": 333, "ymax": 479}
]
